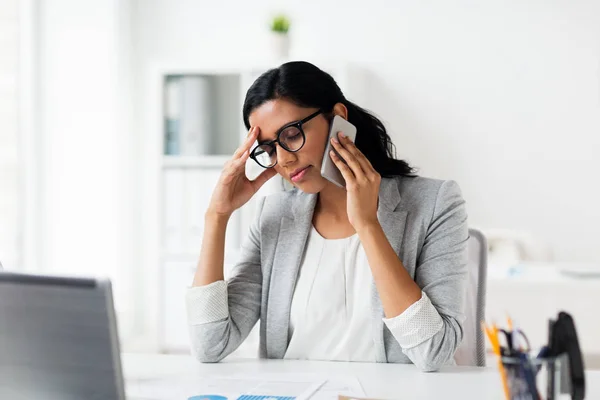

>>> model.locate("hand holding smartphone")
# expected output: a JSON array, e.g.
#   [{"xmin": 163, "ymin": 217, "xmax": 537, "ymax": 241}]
[{"xmin": 320, "ymin": 115, "xmax": 358, "ymax": 188}]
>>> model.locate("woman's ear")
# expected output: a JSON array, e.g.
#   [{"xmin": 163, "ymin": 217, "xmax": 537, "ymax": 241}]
[{"xmin": 332, "ymin": 103, "xmax": 348, "ymax": 120}]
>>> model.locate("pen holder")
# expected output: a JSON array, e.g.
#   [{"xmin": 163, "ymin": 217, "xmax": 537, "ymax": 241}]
[{"xmin": 501, "ymin": 353, "xmax": 570, "ymax": 400}]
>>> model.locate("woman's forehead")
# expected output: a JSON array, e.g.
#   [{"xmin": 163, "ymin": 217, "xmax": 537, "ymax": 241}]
[{"xmin": 249, "ymin": 100, "xmax": 309, "ymax": 141}]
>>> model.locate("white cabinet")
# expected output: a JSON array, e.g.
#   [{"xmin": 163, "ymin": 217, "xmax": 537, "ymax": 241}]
[
  {"xmin": 162, "ymin": 166, "xmax": 239, "ymax": 257},
  {"xmin": 159, "ymin": 165, "xmax": 243, "ymax": 351},
  {"xmin": 155, "ymin": 68, "xmax": 257, "ymax": 352},
  {"xmin": 161, "ymin": 260, "xmax": 196, "ymax": 351},
  {"xmin": 162, "ymin": 169, "xmax": 185, "ymax": 255}
]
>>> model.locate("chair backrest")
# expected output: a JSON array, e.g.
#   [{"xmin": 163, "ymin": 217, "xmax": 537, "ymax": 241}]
[{"xmin": 454, "ymin": 228, "xmax": 488, "ymax": 366}]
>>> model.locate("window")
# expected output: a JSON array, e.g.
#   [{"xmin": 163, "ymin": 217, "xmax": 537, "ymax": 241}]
[{"xmin": 0, "ymin": 0, "xmax": 20, "ymax": 269}]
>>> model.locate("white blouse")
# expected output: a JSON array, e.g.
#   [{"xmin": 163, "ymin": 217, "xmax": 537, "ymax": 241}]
[
  {"xmin": 185, "ymin": 230, "xmax": 444, "ymax": 361},
  {"xmin": 284, "ymin": 226, "xmax": 375, "ymax": 362}
]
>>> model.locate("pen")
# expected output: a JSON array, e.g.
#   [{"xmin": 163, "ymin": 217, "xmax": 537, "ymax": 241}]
[
  {"xmin": 517, "ymin": 352, "xmax": 540, "ymax": 400},
  {"xmin": 483, "ymin": 322, "xmax": 510, "ymax": 400}
]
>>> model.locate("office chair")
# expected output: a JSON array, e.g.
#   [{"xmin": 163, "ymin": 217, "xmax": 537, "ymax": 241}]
[{"xmin": 454, "ymin": 228, "xmax": 488, "ymax": 366}]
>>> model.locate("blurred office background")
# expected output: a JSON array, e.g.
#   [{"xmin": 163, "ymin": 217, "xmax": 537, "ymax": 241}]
[{"xmin": 1, "ymin": 0, "xmax": 599, "ymax": 364}]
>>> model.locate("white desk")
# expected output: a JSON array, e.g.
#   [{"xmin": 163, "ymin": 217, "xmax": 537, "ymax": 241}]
[{"xmin": 122, "ymin": 353, "xmax": 600, "ymax": 400}]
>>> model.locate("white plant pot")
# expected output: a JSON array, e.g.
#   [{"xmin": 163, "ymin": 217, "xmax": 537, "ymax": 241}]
[{"xmin": 270, "ymin": 32, "xmax": 290, "ymax": 61}]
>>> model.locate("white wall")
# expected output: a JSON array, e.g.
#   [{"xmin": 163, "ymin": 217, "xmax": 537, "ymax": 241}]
[
  {"xmin": 133, "ymin": 0, "xmax": 600, "ymax": 263},
  {"xmin": 36, "ymin": 0, "xmax": 136, "ymax": 329}
]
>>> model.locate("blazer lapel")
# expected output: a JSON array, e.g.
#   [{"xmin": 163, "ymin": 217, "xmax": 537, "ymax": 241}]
[
  {"xmin": 377, "ymin": 177, "xmax": 407, "ymax": 258},
  {"xmin": 266, "ymin": 191, "xmax": 317, "ymax": 359},
  {"xmin": 371, "ymin": 177, "xmax": 408, "ymax": 362}
]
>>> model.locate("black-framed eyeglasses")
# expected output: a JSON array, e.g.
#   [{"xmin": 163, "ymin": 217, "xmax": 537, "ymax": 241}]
[{"xmin": 249, "ymin": 109, "xmax": 322, "ymax": 168}]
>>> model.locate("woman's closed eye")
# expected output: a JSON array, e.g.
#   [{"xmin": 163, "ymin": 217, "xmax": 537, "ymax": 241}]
[{"xmin": 280, "ymin": 126, "xmax": 302, "ymax": 142}]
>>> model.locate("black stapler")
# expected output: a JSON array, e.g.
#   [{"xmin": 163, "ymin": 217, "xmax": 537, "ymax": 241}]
[{"xmin": 546, "ymin": 311, "xmax": 585, "ymax": 400}]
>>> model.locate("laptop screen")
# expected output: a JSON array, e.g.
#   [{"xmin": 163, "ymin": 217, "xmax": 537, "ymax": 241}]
[{"xmin": 0, "ymin": 272, "xmax": 125, "ymax": 400}]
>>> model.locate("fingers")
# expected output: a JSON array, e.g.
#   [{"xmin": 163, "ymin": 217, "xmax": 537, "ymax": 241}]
[
  {"xmin": 344, "ymin": 134, "xmax": 377, "ymax": 178},
  {"xmin": 251, "ymin": 167, "xmax": 277, "ymax": 191},
  {"xmin": 221, "ymin": 150, "xmax": 249, "ymax": 184},
  {"xmin": 233, "ymin": 126, "xmax": 259, "ymax": 159},
  {"xmin": 227, "ymin": 126, "xmax": 259, "ymax": 175},
  {"xmin": 331, "ymin": 132, "xmax": 379, "ymax": 181},
  {"xmin": 330, "ymin": 133, "xmax": 366, "ymax": 180},
  {"xmin": 224, "ymin": 135, "xmax": 254, "ymax": 179},
  {"xmin": 329, "ymin": 149, "xmax": 355, "ymax": 186},
  {"xmin": 232, "ymin": 149, "xmax": 251, "ymax": 168}
]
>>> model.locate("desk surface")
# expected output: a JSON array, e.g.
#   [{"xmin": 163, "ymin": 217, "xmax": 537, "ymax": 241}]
[{"xmin": 122, "ymin": 353, "xmax": 600, "ymax": 400}]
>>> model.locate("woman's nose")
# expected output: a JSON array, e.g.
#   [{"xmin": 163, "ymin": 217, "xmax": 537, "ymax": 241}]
[{"xmin": 276, "ymin": 145, "xmax": 298, "ymax": 167}]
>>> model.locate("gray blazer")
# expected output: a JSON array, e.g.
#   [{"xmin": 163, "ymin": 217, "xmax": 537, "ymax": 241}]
[{"xmin": 190, "ymin": 175, "xmax": 469, "ymax": 371}]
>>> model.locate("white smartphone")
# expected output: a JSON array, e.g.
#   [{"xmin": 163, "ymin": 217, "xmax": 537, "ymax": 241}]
[{"xmin": 320, "ymin": 115, "xmax": 358, "ymax": 188}]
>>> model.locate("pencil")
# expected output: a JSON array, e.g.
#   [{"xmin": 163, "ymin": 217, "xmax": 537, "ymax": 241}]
[
  {"xmin": 497, "ymin": 357, "xmax": 510, "ymax": 400},
  {"xmin": 483, "ymin": 322, "xmax": 511, "ymax": 400}
]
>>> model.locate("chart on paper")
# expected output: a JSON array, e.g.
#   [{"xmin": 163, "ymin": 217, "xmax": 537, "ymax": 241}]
[{"xmin": 126, "ymin": 373, "xmax": 365, "ymax": 400}]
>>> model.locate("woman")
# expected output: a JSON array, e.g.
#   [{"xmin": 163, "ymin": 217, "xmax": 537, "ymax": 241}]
[{"xmin": 186, "ymin": 61, "xmax": 468, "ymax": 372}]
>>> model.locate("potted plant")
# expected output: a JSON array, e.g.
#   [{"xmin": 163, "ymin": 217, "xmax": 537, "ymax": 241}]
[{"xmin": 270, "ymin": 14, "xmax": 291, "ymax": 60}]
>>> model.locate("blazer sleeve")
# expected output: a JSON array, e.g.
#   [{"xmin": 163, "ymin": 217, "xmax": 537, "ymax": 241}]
[
  {"xmin": 186, "ymin": 196, "xmax": 266, "ymax": 363},
  {"xmin": 384, "ymin": 180, "xmax": 469, "ymax": 371}
]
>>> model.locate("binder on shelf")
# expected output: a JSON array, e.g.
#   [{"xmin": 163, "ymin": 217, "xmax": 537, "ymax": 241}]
[
  {"xmin": 164, "ymin": 76, "xmax": 181, "ymax": 155},
  {"xmin": 179, "ymin": 76, "xmax": 213, "ymax": 156}
]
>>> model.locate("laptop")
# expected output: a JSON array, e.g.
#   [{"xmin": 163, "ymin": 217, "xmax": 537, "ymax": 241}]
[{"xmin": 0, "ymin": 271, "xmax": 126, "ymax": 400}]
